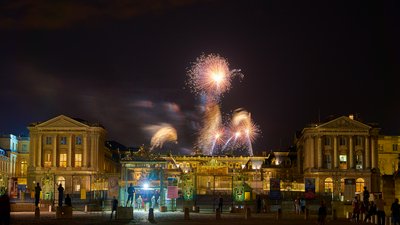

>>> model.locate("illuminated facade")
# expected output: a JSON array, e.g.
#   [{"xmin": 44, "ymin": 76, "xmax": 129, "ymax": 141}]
[
  {"xmin": 27, "ymin": 115, "xmax": 119, "ymax": 202},
  {"xmin": 0, "ymin": 134, "xmax": 19, "ymax": 196},
  {"xmin": 295, "ymin": 115, "xmax": 381, "ymax": 200},
  {"xmin": 377, "ymin": 135, "xmax": 400, "ymax": 175}
]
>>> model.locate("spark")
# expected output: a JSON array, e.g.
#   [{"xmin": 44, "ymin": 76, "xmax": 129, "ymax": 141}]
[{"xmin": 146, "ymin": 124, "xmax": 178, "ymax": 150}]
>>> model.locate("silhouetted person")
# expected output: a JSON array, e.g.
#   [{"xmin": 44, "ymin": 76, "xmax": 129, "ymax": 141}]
[
  {"xmin": 376, "ymin": 195, "xmax": 386, "ymax": 225},
  {"xmin": 34, "ymin": 183, "xmax": 41, "ymax": 207},
  {"xmin": 391, "ymin": 198, "xmax": 400, "ymax": 225},
  {"xmin": 363, "ymin": 186, "xmax": 370, "ymax": 205},
  {"xmin": 0, "ymin": 192, "xmax": 11, "ymax": 225},
  {"xmin": 364, "ymin": 201, "xmax": 377, "ymax": 223},
  {"xmin": 256, "ymin": 195, "xmax": 262, "ymax": 213},
  {"xmin": 218, "ymin": 195, "xmax": 223, "ymax": 213},
  {"xmin": 110, "ymin": 196, "xmax": 118, "ymax": 220},
  {"xmin": 65, "ymin": 194, "xmax": 72, "ymax": 207},
  {"xmin": 318, "ymin": 200, "xmax": 327, "ymax": 225},
  {"xmin": 58, "ymin": 184, "xmax": 64, "ymax": 207},
  {"xmin": 126, "ymin": 183, "xmax": 135, "ymax": 207}
]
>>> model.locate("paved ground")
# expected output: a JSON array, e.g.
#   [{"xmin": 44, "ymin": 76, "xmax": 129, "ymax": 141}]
[{"xmin": 9, "ymin": 210, "xmax": 357, "ymax": 225}]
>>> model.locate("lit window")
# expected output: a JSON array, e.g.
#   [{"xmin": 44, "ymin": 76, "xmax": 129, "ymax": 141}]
[
  {"xmin": 75, "ymin": 184, "xmax": 81, "ymax": 192},
  {"xmin": 59, "ymin": 154, "xmax": 67, "ymax": 167},
  {"xmin": 356, "ymin": 154, "xmax": 363, "ymax": 169},
  {"xmin": 324, "ymin": 178, "xmax": 333, "ymax": 192},
  {"xmin": 356, "ymin": 178, "xmax": 365, "ymax": 193},
  {"xmin": 46, "ymin": 136, "xmax": 52, "ymax": 145},
  {"xmin": 339, "ymin": 154, "xmax": 347, "ymax": 169},
  {"xmin": 44, "ymin": 153, "xmax": 52, "ymax": 167},
  {"xmin": 75, "ymin": 153, "xmax": 82, "ymax": 167},
  {"xmin": 76, "ymin": 136, "xmax": 82, "ymax": 145},
  {"xmin": 57, "ymin": 176, "xmax": 66, "ymax": 188},
  {"xmin": 20, "ymin": 161, "xmax": 27, "ymax": 176},
  {"xmin": 60, "ymin": 137, "xmax": 67, "ymax": 145}
]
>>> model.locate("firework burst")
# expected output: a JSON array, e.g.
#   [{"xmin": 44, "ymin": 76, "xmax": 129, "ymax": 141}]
[{"xmin": 187, "ymin": 53, "xmax": 242, "ymax": 102}]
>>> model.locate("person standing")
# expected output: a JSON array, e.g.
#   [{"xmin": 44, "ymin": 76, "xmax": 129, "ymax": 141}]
[
  {"xmin": 0, "ymin": 192, "xmax": 11, "ymax": 225},
  {"xmin": 318, "ymin": 200, "xmax": 327, "ymax": 225},
  {"xmin": 65, "ymin": 194, "xmax": 72, "ymax": 207},
  {"xmin": 376, "ymin": 194, "xmax": 386, "ymax": 225},
  {"xmin": 391, "ymin": 198, "xmax": 400, "ymax": 225},
  {"xmin": 137, "ymin": 195, "xmax": 143, "ymax": 210},
  {"xmin": 363, "ymin": 186, "xmax": 370, "ymax": 203},
  {"xmin": 110, "ymin": 196, "xmax": 118, "ymax": 220},
  {"xmin": 300, "ymin": 198, "xmax": 306, "ymax": 214},
  {"xmin": 218, "ymin": 195, "xmax": 223, "ymax": 213},
  {"xmin": 57, "ymin": 184, "xmax": 64, "ymax": 207},
  {"xmin": 151, "ymin": 195, "xmax": 156, "ymax": 209},
  {"xmin": 352, "ymin": 196, "xmax": 360, "ymax": 222},
  {"xmin": 34, "ymin": 183, "xmax": 41, "ymax": 207},
  {"xmin": 126, "ymin": 183, "xmax": 135, "ymax": 207},
  {"xmin": 364, "ymin": 201, "xmax": 377, "ymax": 223}
]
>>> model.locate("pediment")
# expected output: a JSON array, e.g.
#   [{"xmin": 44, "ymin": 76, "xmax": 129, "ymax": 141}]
[
  {"xmin": 318, "ymin": 116, "xmax": 370, "ymax": 130},
  {"xmin": 36, "ymin": 115, "xmax": 90, "ymax": 128}
]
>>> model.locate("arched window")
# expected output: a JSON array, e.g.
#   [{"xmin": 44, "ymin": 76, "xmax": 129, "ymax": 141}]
[
  {"xmin": 356, "ymin": 178, "xmax": 365, "ymax": 193},
  {"xmin": 324, "ymin": 178, "xmax": 333, "ymax": 192},
  {"xmin": 57, "ymin": 176, "xmax": 66, "ymax": 189}
]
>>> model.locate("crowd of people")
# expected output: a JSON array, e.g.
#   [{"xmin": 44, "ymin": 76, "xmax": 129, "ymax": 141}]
[{"xmin": 350, "ymin": 186, "xmax": 400, "ymax": 225}]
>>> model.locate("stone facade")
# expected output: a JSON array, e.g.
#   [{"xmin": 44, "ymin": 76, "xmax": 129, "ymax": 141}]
[
  {"xmin": 295, "ymin": 115, "xmax": 381, "ymax": 199},
  {"xmin": 27, "ymin": 115, "xmax": 118, "ymax": 202}
]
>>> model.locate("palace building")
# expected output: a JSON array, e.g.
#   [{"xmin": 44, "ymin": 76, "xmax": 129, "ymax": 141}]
[
  {"xmin": 27, "ymin": 115, "xmax": 119, "ymax": 202},
  {"xmin": 295, "ymin": 115, "xmax": 381, "ymax": 201}
]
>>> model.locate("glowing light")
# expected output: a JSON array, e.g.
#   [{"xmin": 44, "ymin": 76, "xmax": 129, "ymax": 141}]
[
  {"xmin": 143, "ymin": 183, "xmax": 149, "ymax": 190},
  {"xmin": 147, "ymin": 124, "xmax": 178, "ymax": 150},
  {"xmin": 187, "ymin": 53, "xmax": 242, "ymax": 102}
]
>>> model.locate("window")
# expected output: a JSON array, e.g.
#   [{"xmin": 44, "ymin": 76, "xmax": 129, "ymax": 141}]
[
  {"xmin": 75, "ymin": 153, "xmax": 82, "ymax": 167},
  {"xmin": 60, "ymin": 137, "xmax": 67, "ymax": 145},
  {"xmin": 356, "ymin": 178, "xmax": 365, "ymax": 193},
  {"xmin": 46, "ymin": 136, "xmax": 52, "ymax": 145},
  {"xmin": 76, "ymin": 136, "xmax": 82, "ymax": 145},
  {"xmin": 324, "ymin": 178, "xmax": 333, "ymax": 192},
  {"xmin": 356, "ymin": 154, "xmax": 363, "ymax": 169},
  {"xmin": 339, "ymin": 154, "xmax": 347, "ymax": 169},
  {"xmin": 378, "ymin": 144, "xmax": 384, "ymax": 151},
  {"xmin": 339, "ymin": 137, "xmax": 347, "ymax": 146},
  {"xmin": 393, "ymin": 144, "xmax": 398, "ymax": 151},
  {"xmin": 20, "ymin": 161, "xmax": 27, "ymax": 176},
  {"xmin": 324, "ymin": 154, "xmax": 332, "ymax": 169},
  {"xmin": 324, "ymin": 137, "xmax": 331, "ymax": 146},
  {"xmin": 356, "ymin": 136, "xmax": 363, "ymax": 146},
  {"xmin": 59, "ymin": 153, "xmax": 67, "ymax": 167},
  {"xmin": 57, "ymin": 176, "xmax": 66, "ymax": 189},
  {"xmin": 44, "ymin": 153, "xmax": 52, "ymax": 167}
]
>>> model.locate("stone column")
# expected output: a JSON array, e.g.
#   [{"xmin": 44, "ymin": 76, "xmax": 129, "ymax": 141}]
[
  {"xmin": 53, "ymin": 134, "xmax": 57, "ymax": 167},
  {"xmin": 68, "ymin": 134, "xmax": 72, "ymax": 167},
  {"xmin": 310, "ymin": 136, "xmax": 315, "ymax": 169},
  {"xmin": 30, "ymin": 134, "xmax": 36, "ymax": 167},
  {"xmin": 37, "ymin": 134, "xmax": 42, "ymax": 167},
  {"xmin": 349, "ymin": 136, "xmax": 354, "ymax": 169},
  {"xmin": 83, "ymin": 135, "xmax": 88, "ymax": 168},
  {"xmin": 333, "ymin": 136, "xmax": 338, "ymax": 168},
  {"xmin": 365, "ymin": 137, "xmax": 370, "ymax": 169},
  {"xmin": 90, "ymin": 135, "xmax": 95, "ymax": 169},
  {"xmin": 371, "ymin": 137, "xmax": 376, "ymax": 169},
  {"xmin": 317, "ymin": 136, "xmax": 322, "ymax": 168}
]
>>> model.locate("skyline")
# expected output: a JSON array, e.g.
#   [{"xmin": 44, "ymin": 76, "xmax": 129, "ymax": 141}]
[{"xmin": 0, "ymin": 0, "xmax": 399, "ymax": 153}]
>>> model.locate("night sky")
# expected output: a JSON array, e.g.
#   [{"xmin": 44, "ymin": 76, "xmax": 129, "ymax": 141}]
[{"xmin": 0, "ymin": 0, "xmax": 399, "ymax": 154}]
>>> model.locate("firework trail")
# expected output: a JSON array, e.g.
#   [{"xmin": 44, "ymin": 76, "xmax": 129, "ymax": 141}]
[
  {"xmin": 197, "ymin": 103, "xmax": 222, "ymax": 155},
  {"xmin": 146, "ymin": 123, "xmax": 178, "ymax": 150},
  {"xmin": 187, "ymin": 53, "xmax": 243, "ymax": 155},
  {"xmin": 230, "ymin": 108, "xmax": 260, "ymax": 156}
]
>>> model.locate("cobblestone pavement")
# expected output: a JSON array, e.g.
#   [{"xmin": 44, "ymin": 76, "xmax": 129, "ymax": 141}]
[{"xmin": 10, "ymin": 210, "xmax": 357, "ymax": 225}]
